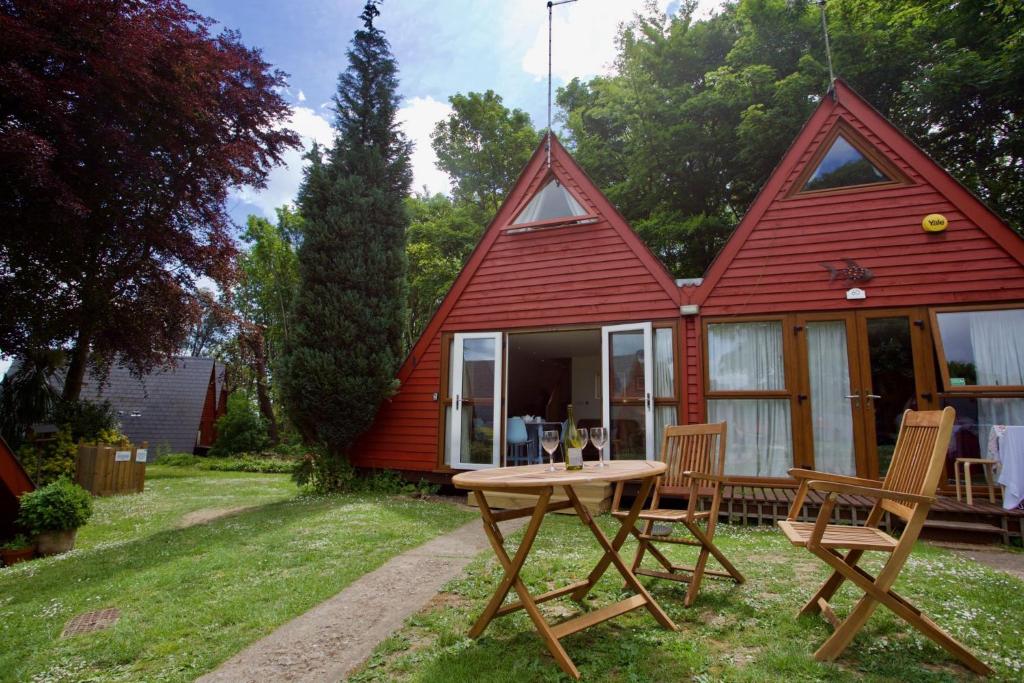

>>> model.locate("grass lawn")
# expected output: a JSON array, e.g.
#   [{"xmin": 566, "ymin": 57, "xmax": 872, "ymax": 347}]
[
  {"xmin": 351, "ymin": 515, "xmax": 1024, "ymax": 682},
  {"xmin": 0, "ymin": 466, "xmax": 474, "ymax": 683}
]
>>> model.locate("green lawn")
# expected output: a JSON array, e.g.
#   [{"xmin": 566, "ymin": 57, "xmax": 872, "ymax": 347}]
[
  {"xmin": 0, "ymin": 466, "xmax": 474, "ymax": 682},
  {"xmin": 351, "ymin": 516, "xmax": 1024, "ymax": 682}
]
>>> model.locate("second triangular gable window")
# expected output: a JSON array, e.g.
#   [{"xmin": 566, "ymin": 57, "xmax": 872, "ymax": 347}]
[
  {"xmin": 802, "ymin": 134, "xmax": 892, "ymax": 192},
  {"xmin": 512, "ymin": 179, "xmax": 587, "ymax": 224}
]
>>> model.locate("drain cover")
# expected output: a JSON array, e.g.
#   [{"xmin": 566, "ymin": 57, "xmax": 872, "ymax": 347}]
[{"xmin": 61, "ymin": 608, "xmax": 120, "ymax": 637}]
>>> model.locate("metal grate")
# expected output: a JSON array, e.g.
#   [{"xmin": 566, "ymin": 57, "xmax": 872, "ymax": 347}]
[{"xmin": 61, "ymin": 608, "xmax": 120, "ymax": 638}]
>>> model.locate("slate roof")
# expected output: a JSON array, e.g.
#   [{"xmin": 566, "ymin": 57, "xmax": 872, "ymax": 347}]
[{"xmin": 77, "ymin": 357, "xmax": 219, "ymax": 455}]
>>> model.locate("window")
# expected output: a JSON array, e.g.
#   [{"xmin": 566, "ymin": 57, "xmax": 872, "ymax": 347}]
[
  {"xmin": 705, "ymin": 320, "xmax": 793, "ymax": 477},
  {"xmin": 512, "ymin": 179, "xmax": 587, "ymax": 224},
  {"xmin": 931, "ymin": 307, "xmax": 1024, "ymax": 484},
  {"xmin": 933, "ymin": 308, "xmax": 1024, "ymax": 390},
  {"xmin": 653, "ymin": 325, "xmax": 678, "ymax": 453},
  {"xmin": 802, "ymin": 134, "xmax": 891, "ymax": 192}
]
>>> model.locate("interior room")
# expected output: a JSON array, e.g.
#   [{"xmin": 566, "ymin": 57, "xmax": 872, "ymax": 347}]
[{"xmin": 506, "ymin": 329, "xmax": 602, "ymax": 464}]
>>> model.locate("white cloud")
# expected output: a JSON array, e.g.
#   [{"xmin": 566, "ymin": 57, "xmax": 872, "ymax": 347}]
[
  {"xmin": 234, "ymin": 105, "xmax": 335, "ymax": 218},
  {"xmin": 297, "ymin": 90, "xmax": 306, "ymax": 102},
  {"xmin": 397, "ymin": 96, "xmax": 453, "ymax": 196},
  {"xmin": 516, "ymin": 1, "xmax": 718, "ymax": 82}
]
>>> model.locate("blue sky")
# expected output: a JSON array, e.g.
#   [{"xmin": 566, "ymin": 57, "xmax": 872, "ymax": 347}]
[{"xmin": 186, "ymin": 0, "xmax": 718, "ymax": 223}]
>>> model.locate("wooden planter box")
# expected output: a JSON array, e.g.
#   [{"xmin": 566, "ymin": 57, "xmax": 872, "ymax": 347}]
[{"xmin": 75, "ymin": 442, "xmax": 148, "ymax": 496}]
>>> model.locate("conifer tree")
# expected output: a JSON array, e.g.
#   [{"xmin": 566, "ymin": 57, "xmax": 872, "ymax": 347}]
[{"xmin": 281, "ymin": 0, "xmax": 411, "ymax": 489}]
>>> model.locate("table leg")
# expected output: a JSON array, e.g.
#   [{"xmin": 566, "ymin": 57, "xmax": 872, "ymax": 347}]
[
  {"xmin": 565, "ymin": 482, "xmax": 677, "ymax": 631},
  {"xmin": 469, "ymin": 489, "xmax": 580, "ymax": 679}
]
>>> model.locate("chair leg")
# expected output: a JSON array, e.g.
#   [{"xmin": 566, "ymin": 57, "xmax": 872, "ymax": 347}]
[
  {"xmin": 965, "ymin": 461, "xmax": 975, "ymax": 506},
  {"xmin": 984, "ymin": 463, "xmax": 996, "ymax": 504},
  {"xmin": 954, "ymin": 461, "xmax": 963, "ymax": 502},
  {"xmin": 799, "ymin": 549, "xmax": 865, "ymax": 617},
  {"xmin": 685, "ymin": 546, "xmax": 711, "ymax": 608}
]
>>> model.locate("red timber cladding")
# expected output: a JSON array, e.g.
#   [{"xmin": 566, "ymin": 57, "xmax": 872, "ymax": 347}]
[
  {"xmin": 701, "ymin": 95, "xmax": 1024, "ymax": 316},
  {"xmin": 352, "ymin": 137, "xmax": 681, "ymax": 471},
  {"xmin": 197, "ymin": 367, "xmax": 218, "ymax": 448}
]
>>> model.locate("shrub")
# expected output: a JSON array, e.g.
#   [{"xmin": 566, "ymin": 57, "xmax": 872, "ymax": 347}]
[
  {"xmin": 158, "ymin": 453, "xmax": 296, "ymax": 474},
  {"xmin": 16, "ymin": 425, "xmax": 76, "ymax": 486},
  {"xmin": 17, "ymin": 478, "xmax": 93, "ymax": 533},
  {"xmin": 1, "ymin": 534, "xmax": 32, "ymax": 550},
  {"xmin": 51, "ymin": 398, "xmax": 119, "ymax": 442},
  {"xmin": 209, "ymin": 394, "xmax": 268, "ymax": 456}
]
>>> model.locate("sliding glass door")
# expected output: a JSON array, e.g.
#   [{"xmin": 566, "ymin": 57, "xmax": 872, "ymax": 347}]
[
  {"xmin": 602, "ymin": 323, "xmax": 654, "ymax": 460},
  {"xmin": 449, "ymin": 332, "xmax": 503, "ymax": 470}
]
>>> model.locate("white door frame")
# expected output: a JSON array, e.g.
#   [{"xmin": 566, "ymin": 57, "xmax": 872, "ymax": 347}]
[
  {"xmin": 601, "ymin": 322, "xmax": 654, "ymax": 461},
  {"xmin": 450, "ymin": 331, "xmax": 503, "ymax": 470}
]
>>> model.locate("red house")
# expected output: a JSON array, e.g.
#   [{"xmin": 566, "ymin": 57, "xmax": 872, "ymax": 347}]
[{"xmin": 354, "ymin": 80, "xmax": 1024, "ymax": 503}]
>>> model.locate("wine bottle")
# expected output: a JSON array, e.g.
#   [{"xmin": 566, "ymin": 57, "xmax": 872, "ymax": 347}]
[{"xmin": 564, "ymin": 404, "xmax": 583, "ymax": 470}]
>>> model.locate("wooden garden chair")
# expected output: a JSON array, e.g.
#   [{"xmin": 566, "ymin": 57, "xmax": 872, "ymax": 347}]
[
  {"xmin": 610, "ymin": 422, "xmax": 745, "ymax": 607},
  {"xmin": 778, "ymin": 407, "xmax": 992, "ymax": 675}
]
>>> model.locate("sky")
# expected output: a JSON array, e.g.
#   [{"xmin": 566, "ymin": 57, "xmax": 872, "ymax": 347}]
[{"xmin": 187, "ymin": 0, "xmax": 722, "ymax": 223}]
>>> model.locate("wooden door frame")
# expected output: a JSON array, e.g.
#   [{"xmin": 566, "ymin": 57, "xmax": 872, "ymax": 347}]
[
  {"xmin": 853, "ymin": 308, "xmax": 938, "ymax": 480},
  {"xmin": 793, "ymin": 311, "xmax": 869, "ymax": 477}
]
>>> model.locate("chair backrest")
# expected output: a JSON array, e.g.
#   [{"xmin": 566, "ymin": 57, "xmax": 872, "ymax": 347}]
[
  {"xmin": 881, "ymin": 407, "xmax": 956, "ymax": 521},
  {"xmin": 506, "ymin": 417, "xmax": 528, "ymax": 445},
  {"xmin": 658, "ymin": 422, "xmax": 727, "ymax": 492}
]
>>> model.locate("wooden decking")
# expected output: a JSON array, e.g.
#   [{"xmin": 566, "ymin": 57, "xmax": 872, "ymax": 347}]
[{"xmin": 716, "ymin": 485, "xmax": 1024, "ymax": 545}]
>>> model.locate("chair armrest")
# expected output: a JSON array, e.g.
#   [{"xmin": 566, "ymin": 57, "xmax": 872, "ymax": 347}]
[
  {"xmin": 788, "ymin": 468, "xmax": 882, "ymax": 488},
  {"xmin": 807, "ymin": 480, "xmax": 934, "ymax": 505},
  {"xmin": 681, "ymin": 470, "xmax": 725, "ymax": 482}
]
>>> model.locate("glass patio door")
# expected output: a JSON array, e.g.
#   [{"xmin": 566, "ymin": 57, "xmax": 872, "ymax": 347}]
[
  {"xmin": 602, "ymin": 323, "xmax": 654, "ymax": 460},
  {"xmin": 796, "ymin": 315, "xmax": 862, "ymax": 476},
  {"xmin": 449, "ymin": 332, "xmax": 503, "ymax": 470}
]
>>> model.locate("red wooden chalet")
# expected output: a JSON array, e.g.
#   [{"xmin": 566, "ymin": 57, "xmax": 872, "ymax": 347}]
[
  {"xmin": 355, "ymin": 80, "xmax": 1024, "ymax": 537},
  {"xmin": 1, "ymin": 436, "xmax": 34, "ymax": 538}
]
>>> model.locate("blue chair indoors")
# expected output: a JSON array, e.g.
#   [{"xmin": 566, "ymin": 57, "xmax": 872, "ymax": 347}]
[{"xmin": 506, "ymin": 417, "xmax": 530, "ymax": 466}]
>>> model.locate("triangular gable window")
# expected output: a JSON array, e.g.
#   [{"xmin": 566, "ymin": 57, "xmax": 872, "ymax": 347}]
[
  {"xmin": 512, "ymin": 179, "xmax": 587, "ymax": 224},
  {"xmin": 802, "ymin": 134, "xmax": 892, "ymax": 192}
]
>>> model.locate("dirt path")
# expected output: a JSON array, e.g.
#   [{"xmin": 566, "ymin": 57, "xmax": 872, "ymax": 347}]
[
  {"xmin": 196, "ymin": 516, "xmax": 522, "ymax": 683},
  {"xmin": 929, "ymin": 542, "xmax": 1024, "ymax": 580}
]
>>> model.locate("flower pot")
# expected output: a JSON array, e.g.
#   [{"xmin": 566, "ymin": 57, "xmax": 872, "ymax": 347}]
[
  {"xmin": 36, "ymin": 529, "xmax": 77, "ymax": 556},
  {"xmin": 1, "ymin": 546, "xmax": 35, "ymax": 566}
]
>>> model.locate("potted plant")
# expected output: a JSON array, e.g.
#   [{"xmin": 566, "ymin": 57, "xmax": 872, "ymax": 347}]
[
  {"xmin": 0, "ymin": 534, "xmax": 35, "ymax": 566},
  {"xmin": 17, "ymin": 477, "xmax": 93, "ymax": 556}
]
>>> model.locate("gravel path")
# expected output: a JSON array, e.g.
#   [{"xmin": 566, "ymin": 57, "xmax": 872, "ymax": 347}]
[
  {"xmin": 197, "ymin": 516, "xmax": 521, "ymax": 683},
  {"xmin": 931, "ymin": 542, "xmax": 1024, "ymax": 581}
]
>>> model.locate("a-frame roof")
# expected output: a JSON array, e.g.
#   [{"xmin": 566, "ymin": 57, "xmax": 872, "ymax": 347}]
[
  {"xmin": 692, "ymin": 78, "xmax": 1024, "ymax": 312},
  {"xmin": 397, "ymin": 134, "xmax": 680, "ymax": 383}
]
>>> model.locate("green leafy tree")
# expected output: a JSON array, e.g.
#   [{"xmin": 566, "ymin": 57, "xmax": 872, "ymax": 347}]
[
  {"xmin": 280, "ymin": 1, "xmax": 411, "ymax": 490},
  {"xmin": 229, "ymin": 206, "xmax": 302, "ymax": 444},
  {"xmin": 209, "ymin": 393, "xmax": 268, "ymax": 456},
  {"xmin": 431, "ymin": 90, "xmax": 539, "ymax": 214},
  {"xmin": 404, "ymin": 194, "xmax": 486, "ymax": 349}
]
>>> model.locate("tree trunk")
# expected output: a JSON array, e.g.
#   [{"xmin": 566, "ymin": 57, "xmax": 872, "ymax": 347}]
[
  {"xmin": 61, "ymin": 328, "xmax": 92, "ymax": 402},
  {"xmin": 248, "ymin": 332, "xmax": 279, "ymax": 445}
]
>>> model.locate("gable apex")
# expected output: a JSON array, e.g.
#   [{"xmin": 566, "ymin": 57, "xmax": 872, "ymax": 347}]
[
  {"xmin": 396, "ymin": 134, "xmax": 680, "ymax": 383},
  {"xmin": 695, "ymin": 78, "xmax": 1024, "ymax": 307}
]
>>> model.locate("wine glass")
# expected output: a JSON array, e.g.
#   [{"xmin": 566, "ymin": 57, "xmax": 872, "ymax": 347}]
[
  {"xmin": 541, "ymin": 430, "xmax": 560, "ymax": 472},
  {"xmin": 590, "ymin": 426, "xmax": 608, "ymax": 467}
]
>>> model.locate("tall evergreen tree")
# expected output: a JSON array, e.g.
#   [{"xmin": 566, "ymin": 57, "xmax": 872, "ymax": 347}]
[{"xmin": 281, "ymin": 0, "xmax": 411, "ymax": 489}]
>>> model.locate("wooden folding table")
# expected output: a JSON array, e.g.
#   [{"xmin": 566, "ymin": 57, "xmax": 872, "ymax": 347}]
[{"xmin": 453, "ymin": 461, "xmax": 677, "ymax": 679}]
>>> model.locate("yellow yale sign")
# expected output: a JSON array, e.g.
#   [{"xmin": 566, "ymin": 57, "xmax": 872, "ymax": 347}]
[{"xmin": 922, "ymin": 213, "xmax": 948, "ymax": 232}]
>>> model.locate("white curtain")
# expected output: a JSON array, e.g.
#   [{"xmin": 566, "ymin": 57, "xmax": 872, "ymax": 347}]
[
  {"xmin": 968, "ymin": 310, "xmax": 1024, "ymax": 448},
  {"xmin": 806, "ymin": 322, "xmax": 856, "ymax": 475},
  {"xmin": 708, "ymin": 399, "xmax": 791, "ymax": 477},
  {"xmin": 654, "ymin": 405, "xmax": 676, "ymax": 458},
  {"xmin": 978, "ymin": 398, "xmax": 1024, "ymax": 457},
  {"xmin": 654, "ymin": 328, "xmax": 674, "ymax": 398},
  {"xmin": 969, "ymin": 309, "xmax": 1024, "ymax": 387},
  {"xmin": 708, "ymin": 322, "xmax": 784, "ymax": 391},
  {"xmin": 513, "ymin": 180, "xmax": 585, "ymax": 224}
]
